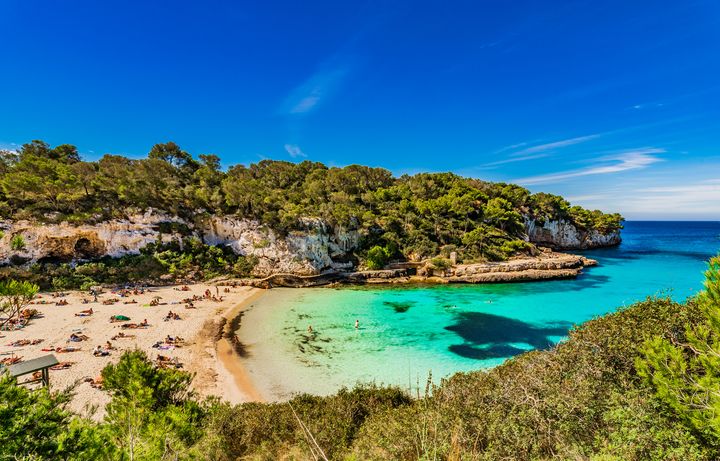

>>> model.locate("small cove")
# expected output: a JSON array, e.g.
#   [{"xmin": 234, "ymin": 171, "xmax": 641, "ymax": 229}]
[{"xmin": 236, "ymin": 221, "xmax": 720, "ymax": 400}]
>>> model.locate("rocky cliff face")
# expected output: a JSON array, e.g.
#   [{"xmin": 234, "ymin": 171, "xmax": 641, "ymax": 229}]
[
  {"xmin": 0, "ymin": 213, "xmax": 618, "ymax": 276},
  {"xmin": 524, "ymin": 218, "xmax": 621, "ymax": 250},
  {"xmin": 0, "ymin": 211, "xmax": 184, "ymax": 265},
  {"xmin": 0, "ymin": 212, "xmax": 360, "ymax": 277},
  {"xmin": 200, "ymin": 216, "xmax": 358, "ymax": 276}
]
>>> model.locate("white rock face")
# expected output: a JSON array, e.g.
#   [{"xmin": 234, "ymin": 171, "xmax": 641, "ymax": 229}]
[
  {"xmin": 200, "ymin": 216, "xmax": 358, "ymax": 276},
  {"xmin": 0, "ymin": 211, "xmax": 183, "ymax": 264},
  {"xmin": 524, "ymin": 218, "xmax": 621, "ymax": 249},
  {"xmin": 0, "ymin": 212, "xmax": 361, "ymax": 277}
]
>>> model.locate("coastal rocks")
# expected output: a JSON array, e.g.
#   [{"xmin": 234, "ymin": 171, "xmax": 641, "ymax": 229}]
[
  {"xmin": 443, "ymin": 252, "xmax": 596, "ymax": 283},
  {"xmin": 525, "ymin": 219, "xmax": 621, "ymax": 249},
  {"xmin": 0, "ymin": 211, "xmax": 184, "ymax": 265},
  {"xmin": 234, "ymin": 252, "xmax": 595, "ymax": 287}
]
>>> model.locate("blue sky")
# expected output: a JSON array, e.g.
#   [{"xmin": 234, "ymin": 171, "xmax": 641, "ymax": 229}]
[{"xmin": 1, "ymin": 1, "xmax": 719, "ymax": 219}]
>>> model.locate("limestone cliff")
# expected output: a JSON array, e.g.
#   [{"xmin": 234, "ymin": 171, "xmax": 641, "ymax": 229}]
[
  {"xmin": 524, "ymin": 218, "xmax": 621, "ymax": 250},
  {"xmin": 0, "ymin": 212, "xmax": 360, "ymax": 277},
  {"xmin": 0, "ymin": 212, "xmax": 618, "ymax": 276},
  {"xmin": 200, "ymin": 216, "xmax": 358, "ymax": 276}
]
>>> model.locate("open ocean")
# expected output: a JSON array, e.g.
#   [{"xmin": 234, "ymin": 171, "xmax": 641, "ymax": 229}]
[{"xmin": 237, "ymin": 221, "xmax": 720, "ymax": 400}]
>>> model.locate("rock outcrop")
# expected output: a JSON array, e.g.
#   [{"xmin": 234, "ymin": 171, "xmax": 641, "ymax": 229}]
[
  {"xmin": 201, "ymin": 216, "xmax": 357, "ymax": 276},
  {"xmin": 0, "ymin": 211, "xmax": 184, "ymax": 264},
  {"xmin": 233, "ymin": 251, "xmax": 596, "ymax": 287},
  {"xmin": 525, "ymin": 218, "xmax": 621, "ymax": 249},
  {"xmin": 0, "ymin": 212, "xmax": 617, "ymax": 278},
  {"xmin": 0, "ymin": 212, "xmax": 360, "ymax": 278}
]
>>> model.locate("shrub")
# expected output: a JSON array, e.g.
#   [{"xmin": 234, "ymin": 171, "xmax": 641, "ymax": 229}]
[
  {"xmin": 366, "ymin": 245, "xmax": 389, "ymax": 270},
  {"xmin": 10, "ymin": 234, "xmax": 25, "ymax": 251}
]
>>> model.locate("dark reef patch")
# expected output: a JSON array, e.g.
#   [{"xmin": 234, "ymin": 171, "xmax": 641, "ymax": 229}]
[
  {"xmin": 445, "ymin": 312, "xmax": 572, "ymax": 360},
  {"xmin": 383, "ymin": 300, "xmax": 414, "ymax": 313}
]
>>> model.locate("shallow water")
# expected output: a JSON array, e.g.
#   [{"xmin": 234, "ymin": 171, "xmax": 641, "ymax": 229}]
[{"xmin": 237, "ymin": 221, "xmax": 720, "ymax": 400}]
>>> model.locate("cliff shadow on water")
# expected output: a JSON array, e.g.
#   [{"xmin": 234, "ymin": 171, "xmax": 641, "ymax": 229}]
[{"xmin": 445, "ymin": 311, "xmax": 572, "ymax": 360}]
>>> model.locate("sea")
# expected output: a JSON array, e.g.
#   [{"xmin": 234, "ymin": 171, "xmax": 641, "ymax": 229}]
[{"xmin": 236, "ymin": 221, "xmax": 720, "ymax": 400}]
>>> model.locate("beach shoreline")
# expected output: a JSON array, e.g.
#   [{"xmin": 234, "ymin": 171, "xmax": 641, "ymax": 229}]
[
  {"xmin": 0, "ymin": 283, "xmax": 264, "ymax": 418},
  {"xmin": 214, "ymin": 288, "xmax": 267, "ymax": 403}
]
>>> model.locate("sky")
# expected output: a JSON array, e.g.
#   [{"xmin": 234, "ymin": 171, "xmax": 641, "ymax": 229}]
[{"xmin": 1, "ymin": 0, "xmax": 719, "ymax": 220}]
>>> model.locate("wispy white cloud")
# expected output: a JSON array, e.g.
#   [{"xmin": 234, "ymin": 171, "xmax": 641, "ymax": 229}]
[
  {"xmin": 0, "ymin": 141, "xmax": 19, "ymax": 152},
  {"xmin": 483, "ymin": 153, "xmax": 550, "ymax": 167},
  {"xmin": 565, "ymin": 194, "xmax": 609, "ymax": 203},
  {"xmin": 283, "ymin": 65, "xmax": 349, "ymax": 115},
  {"xmin": 631, "ymin": 102, "xmax": 665, "ymax": 110},
  {"xmin": 510, "ymin": 133, "xmax": 602, "ymax": 157},
  {"xmin": 284, "ymin": 144, "xmax": 307, "ymax": 158},
  {"xmin": 514, "ymin": 148, "xmax": 664, "ymax": 185},
  {"xmin": 493, "ymin": 141, "xmax": 531, "ymax": 154},
  {"xmin": 620, "ymin": 181, "xmax": 720, "ymax": 218}
]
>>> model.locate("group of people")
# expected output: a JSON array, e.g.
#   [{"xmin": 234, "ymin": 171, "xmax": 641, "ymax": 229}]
[
  {"xmin": 92, "ymin": 342, "xmax": 113, "ymax": 357},
  {"xmin": 3, "ymin": 284, "xmax": 226, "ymax": 384},
  {"xmin": 164, "ymin": 310, "xmax": 181, "ymax": 321}
]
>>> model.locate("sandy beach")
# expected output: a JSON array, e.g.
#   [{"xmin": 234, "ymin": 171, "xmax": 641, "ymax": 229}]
[{"xmin": 0, "ymin": 283, "xmax": 264, "ymax": 418}]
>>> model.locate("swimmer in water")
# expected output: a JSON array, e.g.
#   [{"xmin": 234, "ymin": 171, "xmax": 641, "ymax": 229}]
[
  {"xmin": 355, "ymin": 319, "xmax": 359, "ymax": 329},
  {"xmin": 307, "ymin": 325, "xmax": 313, "ymax": 334}
]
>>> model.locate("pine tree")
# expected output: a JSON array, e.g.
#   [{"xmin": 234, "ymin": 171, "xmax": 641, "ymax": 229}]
[{"xmin": 638, "ymin": 255, "xmax": 720, "ymax": 443}]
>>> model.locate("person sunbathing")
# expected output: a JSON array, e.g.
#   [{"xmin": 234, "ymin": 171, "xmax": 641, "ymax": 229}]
[
  {"xmin": 69, "ymin": 333, "xmax": 89, "ymax": 342},
  {"xmin": 121, "ymin": 320, "xmax": 148, "ymax": 329},
  {"xmin": 111, "ymin": 332, "xmax": 135, "ymax": 340},
  {"xmin": 20, "ymin": 308, "xmax": 38, "ymax": 319},
  {"xmin": 50, "ymin": 362, "xmax": 74, "ymax": 370},
  {"xmin": 122, "ymin": 299, "xmax": 137, "ymax": 304},
  {"xmin": 55, "ymin": 346, "xmax": 81, "ymax": 353},
  {"xmin": 153, "ymin": 341, "xmax": 173, "ymax": 350},
  {"xmin": 92, "ymin": 345, "xmax": 110, "ymax": 357},
  {"xmin": 9, "ymin": 339, "xmax": 41, "ymax": 346},
  {"xmin": 56, "ymin": 299, "xmax": 69, "ymax": 306},
  {"xmin": 75, "ymin": 308, "xmax": 93, "ymax": 317},
  {"xmin": 0, "ymin": 356, "xmax": 22, "ymax": 365},
  {"xmin": 89, "ymin": 376, "xmax": 103, "ymax": 388}
]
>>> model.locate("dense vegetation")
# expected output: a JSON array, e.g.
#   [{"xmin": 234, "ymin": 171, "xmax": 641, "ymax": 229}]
[
  {"xmin": 0, "ymin": 140, "xmax": 622, "ymax": 266},
  {"xmin": 3, "ymin": 256, "xmax": 720, "ymax": 460}
]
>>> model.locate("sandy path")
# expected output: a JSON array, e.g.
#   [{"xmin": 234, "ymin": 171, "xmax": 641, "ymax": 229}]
[{"xmin": 0, "ymin": 283, "xmax": 263, "ymax": 418}]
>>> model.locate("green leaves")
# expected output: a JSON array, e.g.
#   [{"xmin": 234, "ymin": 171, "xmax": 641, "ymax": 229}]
[
  {"xmin": 366, "ymin": 245, "xmax": 390, "ymax": 270},
  {"xmin": 638, "ymin": 256, "xmax": 720, "ymax": 445},
  {"xmin": 101, "ymin": 350, "xmax": 206, "ymax": 460},
  {"xmin": 0, "ymin": 279, "xmax": 38, "ymax": 329}
]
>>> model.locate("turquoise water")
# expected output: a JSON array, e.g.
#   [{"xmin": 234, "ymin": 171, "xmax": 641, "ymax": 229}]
[{"xmin": 237, "ymin": 222, "xmax": 720, "ymax": 400}]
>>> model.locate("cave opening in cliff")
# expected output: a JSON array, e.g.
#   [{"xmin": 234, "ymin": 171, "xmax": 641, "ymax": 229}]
[{"xmin": 74, "ymin": 237, "xmax": 100, "ymax": 260}]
